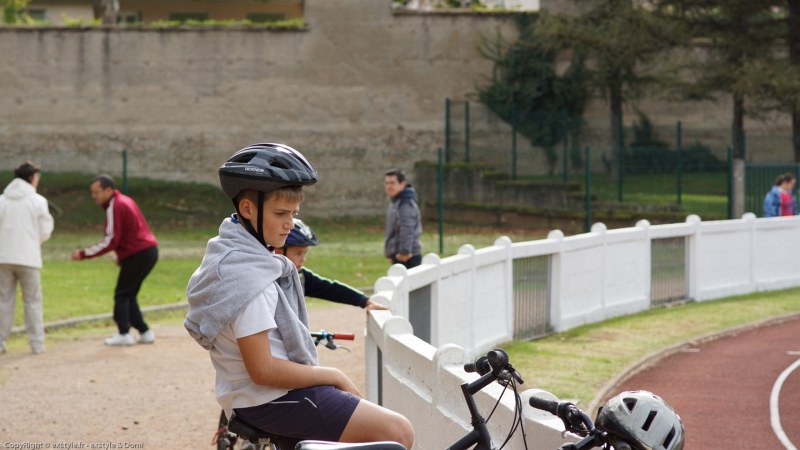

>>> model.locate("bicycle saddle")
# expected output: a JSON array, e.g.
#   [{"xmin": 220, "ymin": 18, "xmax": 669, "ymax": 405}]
[
  {"xmin": 295, "ymin": 440, "xmax": 406, "ymax": 450},
  {"xmin": 228, "ymin": 414, "xmax": 282, "ymax": 443}
]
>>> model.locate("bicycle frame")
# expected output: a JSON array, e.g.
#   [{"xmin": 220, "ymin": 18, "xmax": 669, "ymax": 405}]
[
  {"xmin": 238, "ymin": 348, "xmax": 524, "ymax": 450},
  {"xmin": 444, "ymin": 370, "xmax": 498, "ymax": 450}
]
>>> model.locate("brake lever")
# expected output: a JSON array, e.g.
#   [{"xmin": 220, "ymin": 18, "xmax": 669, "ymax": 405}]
[{"xmin": 324, "ymin": 339, "xmax": 351, "ymax": 352}]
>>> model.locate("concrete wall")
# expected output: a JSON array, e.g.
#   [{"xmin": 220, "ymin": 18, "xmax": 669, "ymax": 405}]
[
  {"xmin": 0, "ymin": 0, "xmax": 518, "ymax": 217},
  {"xmin": 1, "ymin": 0, "xmax": 794, "ymax": 218},
  {"xmin": 364, "ymin": 213, "xmax": 800, "ymax": 449}
]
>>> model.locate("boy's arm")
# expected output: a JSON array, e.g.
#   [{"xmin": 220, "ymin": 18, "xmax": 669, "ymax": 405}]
[
  {"xmin": 302, "ymin": 268, "xmax": 369, "ymax": 308},
  {"xmin": 238, "ymin": 330, "xmax": 362, "ymax": 397}
]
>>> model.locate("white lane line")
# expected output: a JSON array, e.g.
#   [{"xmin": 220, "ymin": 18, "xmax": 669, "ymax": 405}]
[
  {"xmin": 771, "ymin": 358, "xmax": 800, "ymax": 450},
  {"xmin": 788, "ymin": 351, "xmax": 800, "ymax": 356}
]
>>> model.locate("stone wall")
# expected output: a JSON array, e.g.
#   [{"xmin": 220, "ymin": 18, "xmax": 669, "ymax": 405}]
[{"xmin": 0, "ymin": 0, "xmax": 793, "ymax": 218}]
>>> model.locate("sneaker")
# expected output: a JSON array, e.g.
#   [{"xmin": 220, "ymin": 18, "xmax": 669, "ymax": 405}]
[
  {"xmin": 31, "ymin": 346, "xmax": 45, "ymax": 355},
  {"xmin": 104, "ymin": 333, "xmax": 136, "ymax": 346},
  {"xmin": 138, "ymin": 329, "xmax": 155, "ymax": 344}
]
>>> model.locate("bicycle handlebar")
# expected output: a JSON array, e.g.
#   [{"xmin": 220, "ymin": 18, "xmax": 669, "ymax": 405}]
[
  {"xmin": 310, "ymin": 331, "xmax": 355, "ymax": 341},
  {"xmin": 528, "ymin": 397, "xmax": 592, "ymax": 437},
  {"xmin": 463, "ymin": 349, "xmax": 525, "ymax": 386},
  {"xmin": 309, "ymin": 330, "xmax": 354, "ymax": 351}
]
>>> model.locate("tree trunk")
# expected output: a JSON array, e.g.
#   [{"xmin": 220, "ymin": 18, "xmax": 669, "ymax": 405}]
[
  {"xmin": 732, "ymin": 93, "xmax": 745, "ymax": 159},
  {"xmin": 789, "ymin": 0, "xmax": 800, "ymax": 162},
  {"xmin": 609, "ymin": 78, "xmax": 624, "ymax": 182}
]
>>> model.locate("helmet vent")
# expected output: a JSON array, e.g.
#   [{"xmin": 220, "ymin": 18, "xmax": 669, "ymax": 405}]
[
  {"xmin": 663, "ymin": 426, "xmax": 676, "ymax": 448},
  {"xmin": 642, "ymin": 410, "xmax": 657, "ymax": 431},
  {"xmin": 623, "ymin": 397, "xmax": 637, "ymax": 412}
]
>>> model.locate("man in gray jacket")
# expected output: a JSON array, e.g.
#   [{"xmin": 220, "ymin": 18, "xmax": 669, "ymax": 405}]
[
  {"xmin": 0, "ymin": 161, "xmax": 54, "ymax": 355},
  {"xmin": 383, "ymin": 169, "xmax": 422, "ymax": 269}
]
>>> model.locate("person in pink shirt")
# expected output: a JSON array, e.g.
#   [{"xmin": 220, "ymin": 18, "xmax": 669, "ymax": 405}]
[
  {"xmin": 779, "ymin": 173, "xmax": 798, "ymax": 216},
  {"xmin": 71, "ymin": 174, "xmax": 159, "ymax": 346}
]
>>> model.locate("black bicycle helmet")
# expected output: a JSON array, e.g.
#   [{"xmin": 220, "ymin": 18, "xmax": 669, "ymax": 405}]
[
  {"xmin": 596, "ymin": 390, "xmax": 684, "ymax": 450},
  {"xmin": 285, "ymin": 219, "xmax": 320, "ymax": 247},
  {"xmin": 219, "ymin": 143, "xmax": 318, "ymax": 200},
  {"xmin": 219, "ymin": 143, "xmax": 318, "ymax": 248}
]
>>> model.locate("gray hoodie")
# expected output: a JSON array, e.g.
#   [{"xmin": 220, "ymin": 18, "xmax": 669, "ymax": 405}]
[{"xmin": 185, "ymin": 215, "xmax": 318, "ymax": 366}]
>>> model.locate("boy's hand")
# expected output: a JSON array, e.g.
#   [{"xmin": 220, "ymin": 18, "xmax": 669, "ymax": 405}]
[
  {"xmin": 331, "ymin": 368, "xmax": 362, "ymax": 398},
  {"xmin": 365, "ymin": 300, "xmax": 389, "ymax": 312},
  {"xmin": 394, "ymin": 253, "xmax": 411, "ymax": 263}
]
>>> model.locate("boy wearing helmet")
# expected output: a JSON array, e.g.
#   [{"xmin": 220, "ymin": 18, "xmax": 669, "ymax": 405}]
[
  {"xmin": 185, "ymin": 144, "xmax": 414, "ymax": 450},
  {"xmin": 276, "ymin": 219, "xmax": 389, "ymax": 312}
]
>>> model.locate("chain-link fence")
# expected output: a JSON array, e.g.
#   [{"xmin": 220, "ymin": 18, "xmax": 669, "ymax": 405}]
[{"xmin": 444, "ymin": 99, "xmax": 738, "ymax": 227}]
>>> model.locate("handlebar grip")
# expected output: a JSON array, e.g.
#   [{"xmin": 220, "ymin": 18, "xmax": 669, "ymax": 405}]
[
  {"xmin": 487, "ymin": 348, "xmax": 509, "ymax": 367},
  {"xmin": 464, "ymin": 356, "xmax": 491, "ymax": 374},
  {"xmin": 529, "ymin": 396, "xmax": 559, "ymax": 415},
  {"xmin": 333, "ymin": 333, "xmax": 355, "ymax": 341}
]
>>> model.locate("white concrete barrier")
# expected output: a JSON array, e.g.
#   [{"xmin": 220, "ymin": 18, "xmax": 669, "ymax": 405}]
[{"xmin": 366, "ymin": 215, "xmax": 800, "ymax": 450}]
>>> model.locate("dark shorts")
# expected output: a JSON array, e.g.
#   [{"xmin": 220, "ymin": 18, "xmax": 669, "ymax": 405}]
[{"xmin": 234, "ymin": 385, "xmax": 360, "ymax": 450}]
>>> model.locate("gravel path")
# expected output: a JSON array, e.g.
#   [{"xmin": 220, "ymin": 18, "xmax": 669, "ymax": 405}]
[{"xmin": 0, "ymin": 304, "xmax": 367, "ymax": 450}]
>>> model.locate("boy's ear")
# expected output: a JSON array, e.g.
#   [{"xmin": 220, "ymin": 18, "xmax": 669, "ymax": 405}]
[{"xmin": 238, "ymin": 198, "xmax": 255, "ymax": 221}]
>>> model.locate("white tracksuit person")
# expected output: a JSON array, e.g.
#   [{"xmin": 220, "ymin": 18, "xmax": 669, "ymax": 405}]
[{"xmin": 0, "ymin": 162, "xmax": 54, "ymax": 354}]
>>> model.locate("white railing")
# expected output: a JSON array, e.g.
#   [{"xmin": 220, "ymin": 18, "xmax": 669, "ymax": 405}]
[{"xmin": 364, "ymin": 214, "xmax": 800, "ymax": 450}]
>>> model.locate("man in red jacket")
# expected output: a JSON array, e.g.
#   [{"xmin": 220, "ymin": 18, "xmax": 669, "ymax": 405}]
[{"xmin": 71, "ymin": 174, "xmax": 159, "ymax": 346}]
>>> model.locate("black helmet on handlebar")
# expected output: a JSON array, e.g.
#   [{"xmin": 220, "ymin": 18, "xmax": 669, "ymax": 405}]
[{"xmin": 596, "ymin": 390, "xmax": 684, "ymax": 450}]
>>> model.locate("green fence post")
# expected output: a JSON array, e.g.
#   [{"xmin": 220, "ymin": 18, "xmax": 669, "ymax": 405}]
[
  {"xmin": 562, "ymin": 111, "xmax": 568, "ymax": 183},
  {"xmin": 727, "ymin": 144, "xmax": 733, "ymax": 219},
  {"xmin": 464, "ymin": 101, "xmax": 470, "ymax": 163},
  {"xmin": 585, "ymin": 146, "xmax": 592, "ymax": 233},
  {"xmin": 511, "ymin": 104, "xmax": 518, "ymax": 180},
  {"xmin": 122, "ymin": 149, "xmax": 129, "ymax": 195},
  {"xmin": 444, "ymin": 98, "xmax": 451, "ymax": 163},
  {"xmin": 617, "ymin": 116, "xmax": 624, "ymax": 202},
  {"xmin": 676, "ymin": 121, "xmax": 683, "ymax": 205},
  {"xmin": 437, "ymin": 147, "xmax": 444, "ymax": 255}
]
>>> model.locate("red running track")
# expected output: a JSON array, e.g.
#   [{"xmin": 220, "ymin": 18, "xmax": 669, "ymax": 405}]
[{"xmin": 603, "ymin": 315, "xmax": 800, "ymax": 449}]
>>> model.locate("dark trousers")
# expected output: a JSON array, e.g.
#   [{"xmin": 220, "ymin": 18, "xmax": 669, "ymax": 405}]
[
  {"xmin": 114, "ymin": 246, "xmax": 158, "ymax": 334},
  {"xmin": 391, "ymin": 254, "xmax": 422, "ymax": 269}
]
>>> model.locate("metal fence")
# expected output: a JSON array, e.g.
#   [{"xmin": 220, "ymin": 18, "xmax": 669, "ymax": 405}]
[
  {"xmin": 512, "ymin": 255, "xmax": 550, "ymax": 340},
  {"xmin": 650, "ymin": 237, "xmax": 688, "ymax": 306},
  {"xmin": 444, "ymin": 99, "xmax": 738, "ymax": 222}
]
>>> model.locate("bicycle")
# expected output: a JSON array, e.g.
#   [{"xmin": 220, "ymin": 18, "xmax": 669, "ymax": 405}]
[
  {"xmin": 528, "ymin": 390, "xmax": 684, "ymax": 450},
  {"xmin": 226, "ymin": 347, "xmax": 684, "ymax": 450},
  {"xmin": 227, "ymin": 348, "xmax": 528, "ymax": 450},
  {"xmin": 213, "ymin": 330, "xmax": 356, "ymax": 450}
]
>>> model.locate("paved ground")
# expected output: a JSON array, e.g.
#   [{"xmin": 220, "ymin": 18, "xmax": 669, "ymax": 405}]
[
  {"xmin": 0, "ymin": 303, "xmax": 366, "ymax": 450},
  {"xmin": 604, "ymin": 315, "xmax": 800, "ymax": 450},
  {"xmin": 4, "ymin": 306, "xmax": 798, "ymax": 450}
]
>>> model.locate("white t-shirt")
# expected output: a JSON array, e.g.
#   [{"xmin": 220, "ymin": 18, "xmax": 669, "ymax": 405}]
[{"xmin": 209, "ymin": 283, "xmax": 290, "ymax": 418}]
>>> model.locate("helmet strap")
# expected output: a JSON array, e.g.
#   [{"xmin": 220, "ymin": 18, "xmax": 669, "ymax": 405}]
[
  {"xmin": 232, "ymin": 195, "xmax": 269, "ymax": 249},
  {"xmin": 256, "ymin": 191, "xmax": 267, "ymax": 248}
]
